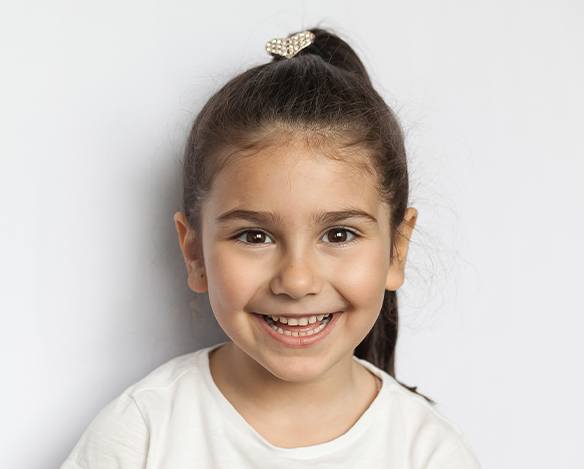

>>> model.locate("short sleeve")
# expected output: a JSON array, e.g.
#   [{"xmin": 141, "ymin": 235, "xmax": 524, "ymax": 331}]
[
  {"xmin": 425, "ymin": 434, "xmax": 481, "ymax": 469},
  {"xmin": 60, "ymin": 392, "xmax": 149, "ymax": 469}
]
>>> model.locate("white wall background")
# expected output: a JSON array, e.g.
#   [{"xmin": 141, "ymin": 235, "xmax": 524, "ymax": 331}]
[{"xmin": 1, "ymin": 1, "xmax": 582, "ymax": 467}]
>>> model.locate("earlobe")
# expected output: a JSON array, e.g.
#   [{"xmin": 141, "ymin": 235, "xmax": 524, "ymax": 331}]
[
  {"xmin": 187, "ymin": 270, "xmax": 208, "ymax": 294},
  {"xmin": 385, "ymin": 207, "xmax": 418, "ymax": 291}
]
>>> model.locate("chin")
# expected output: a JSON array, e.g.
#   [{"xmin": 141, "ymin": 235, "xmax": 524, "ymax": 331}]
[{"xmin": 259, "ymin": 353, "xmax": 332, "ymax": 384}]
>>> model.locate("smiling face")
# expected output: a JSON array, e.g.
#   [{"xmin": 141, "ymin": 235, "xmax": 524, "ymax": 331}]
[{"xmin": 174, "ymin": 137, "xmax": 416, "ymax": 385}]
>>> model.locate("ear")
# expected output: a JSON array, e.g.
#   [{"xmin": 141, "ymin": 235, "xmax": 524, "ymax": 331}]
[
  {"xmin": 385, "ymin": 207, "xmax": 418, "ymax": 292},
  {"xmin": 173, "ymin": 211, "xmax": 208, "ymax": 293}
]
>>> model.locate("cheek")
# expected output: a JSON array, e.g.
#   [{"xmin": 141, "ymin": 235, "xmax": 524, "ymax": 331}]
[
  {"xmin": 329, "ymin": 248, "xmax": 388, "ymax": 336},
  {"xmin": 205, "ymin": 248, "xmax": 264, "ymax": 313},
  {"xmin": 333, "ymin": 247, "xmax": 388, "ymax": 298}
]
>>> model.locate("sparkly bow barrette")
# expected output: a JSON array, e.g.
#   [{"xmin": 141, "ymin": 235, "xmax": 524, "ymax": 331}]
[{"xmin": 265, "ymin": 30, "xmax": 316, "ymax": 59}]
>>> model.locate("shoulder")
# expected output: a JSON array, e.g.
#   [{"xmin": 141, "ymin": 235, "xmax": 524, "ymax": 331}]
[
  {"xmin": 387, "ymin": 381, "xmax": 481, "ymax": 468},
  {"xmin": 356, "ymin": 358, "xmax": 481, "ymax": 468},
  {"xmin": 60, "ymin": 346, "xmax": 213, "ymax": 468},
  {"xmin": 123, "ymin": 347, "xmax": 206, "ymax": 397},
  {"xmin": 61, "ymin": 391, "xmax": 149, "ymax": 468},
  {"xmin": 106, "ymin": 345, "xmax": 215, "ymax": 424}
]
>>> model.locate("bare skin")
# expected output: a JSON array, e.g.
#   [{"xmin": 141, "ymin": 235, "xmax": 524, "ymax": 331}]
[
  {"xmin": 208, "ymin": 341, "xmax": 382, "ymax": 447},
  {"xmin": 174, "ymin": 137, "xmax": 417, "ymax": 448}
]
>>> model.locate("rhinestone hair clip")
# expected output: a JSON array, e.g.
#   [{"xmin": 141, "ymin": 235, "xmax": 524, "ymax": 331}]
[{"xmin": 265, "ymin": 30, "xmax": 316, "ymax": 59}]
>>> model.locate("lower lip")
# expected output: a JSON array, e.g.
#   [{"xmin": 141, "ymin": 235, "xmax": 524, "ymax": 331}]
[{"xmin": 253, "ymin": 311, "xmax": 343, "ymax": 349}]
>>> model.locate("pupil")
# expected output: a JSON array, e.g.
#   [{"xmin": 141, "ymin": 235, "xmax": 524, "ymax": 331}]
[
  {"xmin": 248, "ymin": 231, "xmax": 264, "ymax": 243},
  {"xmin": 332, "ymin": 229, "xmax": 346, "ymax": 242}
]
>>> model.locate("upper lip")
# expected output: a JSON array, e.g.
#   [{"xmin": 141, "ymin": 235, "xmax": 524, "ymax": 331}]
[{"xmin": 256, "ymin": 311, "xmax": 341, "ymax": 317}]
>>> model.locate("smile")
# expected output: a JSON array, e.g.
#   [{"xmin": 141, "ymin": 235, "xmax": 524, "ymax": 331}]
[
  {"xmin": 253, "ymin": 311, "xmax": 343, "ymax": 348},
  {"xmin": 259, "ymin": 313, "xmax": 331, "ymax": 326}
]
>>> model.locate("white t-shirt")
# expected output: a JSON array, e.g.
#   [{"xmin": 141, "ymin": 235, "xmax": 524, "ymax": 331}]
[{"xmin": 61, "ymin": 341, "xmax": 481, "ymax": 468}]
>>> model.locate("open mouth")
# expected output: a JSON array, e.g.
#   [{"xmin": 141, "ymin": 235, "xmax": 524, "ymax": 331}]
[
  {"xmin": 261, "ymin": 313, "xmax": 333, "ymax": 337},
  {"xmin": 254, "ymin": 311, "xmax": 342, "ymax": 341}
]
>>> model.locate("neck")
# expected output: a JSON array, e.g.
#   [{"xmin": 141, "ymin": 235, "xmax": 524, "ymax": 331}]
[{"xmin": 210, "ymin": 341, "xmax": 361, "ymax": 418}]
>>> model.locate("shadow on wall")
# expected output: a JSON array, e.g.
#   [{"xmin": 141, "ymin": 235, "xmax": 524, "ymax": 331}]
[{"xmin": 189, "ymin": 293, "xmax": 229, "ymax": 348}]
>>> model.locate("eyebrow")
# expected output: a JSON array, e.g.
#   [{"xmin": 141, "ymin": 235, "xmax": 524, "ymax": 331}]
[{"xmin": 216, "ymin": 207, "xmax": 378, "ymax": 226}]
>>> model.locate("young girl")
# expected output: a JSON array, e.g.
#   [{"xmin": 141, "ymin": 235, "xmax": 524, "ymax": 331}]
[{"xmin": 61, "ymin": 27, "xmax": 481, "ymax": 468}]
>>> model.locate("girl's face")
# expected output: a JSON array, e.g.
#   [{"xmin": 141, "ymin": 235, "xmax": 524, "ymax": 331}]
[{"xmin": 175, "ymin": 139, "xmax": 416, "ymax": 384}]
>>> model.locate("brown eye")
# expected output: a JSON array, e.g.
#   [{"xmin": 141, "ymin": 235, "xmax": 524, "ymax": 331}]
[
  {"xmin": 235, "ymin": 230, "xmax": 273, "ymax": 245},
  {"xmin": 322, "ymin": 228, "xmax": 357, "ymax": 244},
  {"xmin": 233, "ymin": 228, "xmax": 359, "ymax": 247}
]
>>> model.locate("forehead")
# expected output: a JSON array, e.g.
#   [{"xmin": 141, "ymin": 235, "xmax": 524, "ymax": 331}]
[{"xmin": 203, "ymin": 140, "xmax": 387, "ymax": 224}]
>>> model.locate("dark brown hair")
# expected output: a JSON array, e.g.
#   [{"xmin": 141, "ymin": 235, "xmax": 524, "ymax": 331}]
[{"xmin": 180, "ymin": 26, "xmax": 434, "ymax": 405}]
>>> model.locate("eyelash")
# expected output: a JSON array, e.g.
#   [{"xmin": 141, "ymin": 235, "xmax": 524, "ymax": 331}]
[{"xmin": 231, "ymin": 227, "xmax": 361, "ymax": 248}]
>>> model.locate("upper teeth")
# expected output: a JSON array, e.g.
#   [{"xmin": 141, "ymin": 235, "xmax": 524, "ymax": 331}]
[{"xmin": 265, "ymin": 313, "xmax": 331, "ymax": 325}]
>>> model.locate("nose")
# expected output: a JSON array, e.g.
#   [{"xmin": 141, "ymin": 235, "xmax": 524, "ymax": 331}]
[{"xmin": 269, "ymin": 251, "xmax": 323, "ymax": 299}]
